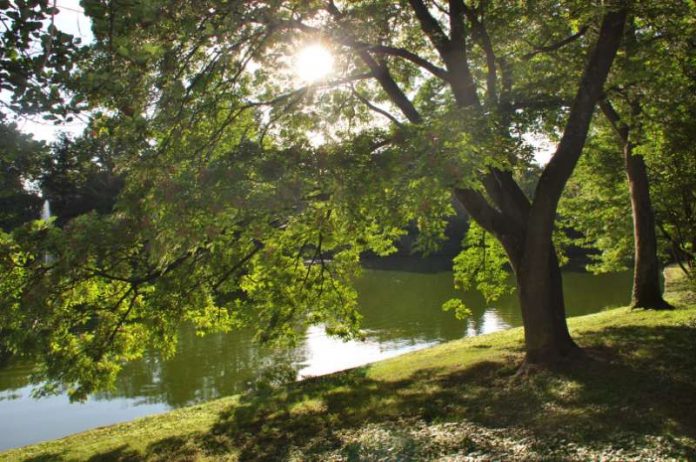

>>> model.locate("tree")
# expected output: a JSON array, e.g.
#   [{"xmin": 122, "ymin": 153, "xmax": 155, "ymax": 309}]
[
  {"xmin": 308, "ymin": 0, "xmax": 628, "ymax": 365},
  {"xmin": 0, "ymin": 121, "xmax": 47, "ymax": 231},
  {"xmin": 41, "ymin": 133, "xmax": 123, "ymax": 227},
  {"xmin": 0, "ymin": 0, "xmax": 650, "ymax": 397},
  {"xmin": 559, "ymin": 6, "xmax": 695, "ymax": 308},
  {"xmin": 0, "ymin": 0, "xmax": 86, "ymax": 230}
]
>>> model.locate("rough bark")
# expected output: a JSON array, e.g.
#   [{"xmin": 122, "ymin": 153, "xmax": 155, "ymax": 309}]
[
  {"xmin": 624, "ymin": 144, "xmax": 673, "ymax": 309},
  {"xmin": 516, "ymin": 245, "xmax": 580, "ymax": 363},
  {"xmin": 599, "ymin": 99, "xmax": 672, "ymax": 310}
]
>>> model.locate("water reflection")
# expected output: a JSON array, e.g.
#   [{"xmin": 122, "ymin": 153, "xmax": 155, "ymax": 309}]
[
  {"xmin": 99, "ymin": 328, "xmax": 307, "ymax": 407},
  {"xmin": 0, "ymin": 269, "xmax": 632, "ymax": 450},
  {"xmin": 298, "ymin": 325, "xmax": 439, "ymax": 378}
]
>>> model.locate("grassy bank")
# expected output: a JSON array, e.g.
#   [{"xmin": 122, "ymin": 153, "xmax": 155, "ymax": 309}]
[{"xmin": 3, "ymin": 267, "xmax": 696, "ymax": 461}]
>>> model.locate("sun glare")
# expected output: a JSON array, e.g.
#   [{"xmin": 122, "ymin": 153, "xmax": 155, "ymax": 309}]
[{"xmin": 294, "ymin": 44, "xmax": 334, "ymax": 83}]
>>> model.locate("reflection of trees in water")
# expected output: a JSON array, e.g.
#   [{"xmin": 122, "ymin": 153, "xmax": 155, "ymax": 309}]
[
  {"xmin": 96, "ymin": 327, "xmax": 307, "ymax": 408},
  {"xmin": 356, "ymin": 270, "xmax": 632, "ymax": 344},
  {"xmin": 355, "ymin": 270, "xmax": 515, "ymax": 344},
  {"xmin": 0, "ymin": 269, "xmax": 631, "ymax": 408},
  {"xmin": 0, "ymin": 362, "xmax": 34, "ymax": 395}
]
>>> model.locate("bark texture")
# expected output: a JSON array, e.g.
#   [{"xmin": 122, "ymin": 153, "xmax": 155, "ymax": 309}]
[
  {"xmin": 624, "ymin": 143, "xmax": 673, "ymax": 309},
  {"xmin": 599, "ymin": 100, "xmax": 672, "ymax": 310}
]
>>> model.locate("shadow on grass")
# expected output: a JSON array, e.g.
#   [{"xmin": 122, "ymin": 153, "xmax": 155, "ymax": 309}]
[{"xmin": 19, "ymin": 323, "xmax": 696, "ymax": 461}]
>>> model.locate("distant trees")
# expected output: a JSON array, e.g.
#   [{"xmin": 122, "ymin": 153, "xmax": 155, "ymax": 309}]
[
  {"xmin": 41, "ymin": 134, "xmax": 123, "ymax": 226},
  {"xmin": 0, "ymin": 122, "xmax": 46, "ymax": 231}
]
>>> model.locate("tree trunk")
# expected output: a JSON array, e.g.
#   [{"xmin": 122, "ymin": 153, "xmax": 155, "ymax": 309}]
[
  {"xmin": 507, "ymin": 236, "xmax": 579, "ymax": 364},
  {"xmin": 599, "ymin": 99, "xmax": 672, "ymax": 310},
  {"xmin": 624, "ymin": 145, "xmax": 673, "ymax": 309}
]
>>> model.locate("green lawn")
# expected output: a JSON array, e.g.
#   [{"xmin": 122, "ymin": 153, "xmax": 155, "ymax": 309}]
[{"xmin": 4, "ymin": 267, "xmax": 696, "ymax": 461}]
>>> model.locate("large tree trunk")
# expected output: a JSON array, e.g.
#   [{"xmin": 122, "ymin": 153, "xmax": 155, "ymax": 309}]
[
  {"xmin": 504, "ymin": 234, "xmax": 579, "ymax": 364},
  {"xmin": 624, "ymin": 145, "xmax": 673, "ymax": 309},
  {"xmin": 518, "ymin": 251, "xmax": 579, "ymax": 363}
]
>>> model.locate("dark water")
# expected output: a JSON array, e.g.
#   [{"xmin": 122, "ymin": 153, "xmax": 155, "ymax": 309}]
[{"xmin": 0, "ymin": 269, "xmax": 632, "ymax": 451}]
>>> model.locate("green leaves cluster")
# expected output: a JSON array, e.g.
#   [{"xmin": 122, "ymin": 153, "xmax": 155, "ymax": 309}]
[
  {"xmin": 452, "ymin": 222, "xmax": 513, "ymax": 304},
  {"xmin": 1, "ymin": 0, "xmax": 84, "ymax": 116}
]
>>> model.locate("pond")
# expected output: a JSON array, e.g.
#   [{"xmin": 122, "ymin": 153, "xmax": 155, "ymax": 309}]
[{"xmin": 0, "ymin": 268, "xmax": 632, "ymax": 451}]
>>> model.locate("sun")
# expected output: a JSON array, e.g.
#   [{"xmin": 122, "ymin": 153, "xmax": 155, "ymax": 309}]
[{"xmin": 294, "ymin": 44, "xmax": 334, "ymax": 83}]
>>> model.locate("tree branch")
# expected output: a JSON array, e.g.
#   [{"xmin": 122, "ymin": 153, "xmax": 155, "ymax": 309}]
[
  {"xmin": 408, "ymin": 0, "xmax": 451, "ymax": 55},
  {"xmin": 358, "ymin": 50, "xmax": 423, "ymax": 123},
  {"xmin": 599, "ymin": 97, "xmax": 629, "ymax": 144},
  {"xmin": 522, "ymin": 25, "xmax": 589, "ymax": 61},
  {"xmin": 351, "ymin": 87, "xmax": 404, "ymax": 126},
  {"xmin": 453, "ymin": 187, "xmax": 510, "ymax": 236},
  {"xmin": 212, "ymin": 242, "xmax": 263, "ymax": 291},
  {"xmin": 408, "ymin": 0, "xmax": 479, "ymax": 107},
  {"xmin": 462, "ymin": 4, "xmax": 498, "ymax": 104},
  {"xmin": 528, "ymin": 5, "xmax": 628, "ymax": 249},
  {"xmin": 366, "ymin": 45, "xmax": 449, "ymax": 80}
]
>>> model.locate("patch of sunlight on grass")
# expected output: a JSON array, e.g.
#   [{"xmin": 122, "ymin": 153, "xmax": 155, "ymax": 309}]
[{"xmin": 289, "ymin": 398, "xmax": 326, "ymax": 416}]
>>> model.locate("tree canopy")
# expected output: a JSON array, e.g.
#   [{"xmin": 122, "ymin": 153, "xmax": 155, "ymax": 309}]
[{"xmin": 1, "ymin": 0, "xmax": 695, "ymax": 398}]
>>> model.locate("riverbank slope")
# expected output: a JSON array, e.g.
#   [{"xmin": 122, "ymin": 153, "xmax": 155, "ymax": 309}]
[{"xmin": 4, "ymin": 267, "xmax": 696, "ymax": 461}]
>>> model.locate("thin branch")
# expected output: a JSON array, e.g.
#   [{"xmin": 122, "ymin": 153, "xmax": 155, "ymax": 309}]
[
  {"xmin": 462, "ymin": 3, "xmax": 498, "ymax": 103},
  {"xmin": 366, "ymin": 45, "xmax": 448, "ymax": 80},
  {"xmin": 212, "ymin": 242, "xmax": 263, "ymax": 291},
  {"xmin": 94, "ymin": 286, "xmax": 139, "ymax": 361},
  {"xmin": 279, "ymin": 17, "xmax": 449, "ymax": 81},
  {"xmin": 351, "ymin": 86, "xmax": 403, "ymax": 126},
  {"xmin": 522, "ymin": 26, "xmax": 589, "ymax": 61},
  {"xmin": 599, "ymin": 98, "xmax": 629, "ymax": 144}
]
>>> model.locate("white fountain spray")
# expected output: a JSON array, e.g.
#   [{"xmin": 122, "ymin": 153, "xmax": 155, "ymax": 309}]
[
  {"xmin": 41, "ymin": 199, "xmax": 53, "ymax": 264},
  {"xmin": 41, "ymin": 199, "xmax": 51, "ymax": 222}
]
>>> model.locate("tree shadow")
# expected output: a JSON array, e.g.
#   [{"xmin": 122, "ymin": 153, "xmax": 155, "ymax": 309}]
[
  {"xmin": 17, "ymin": 455, "xmax": 67, "ymax": 462},
  {"xmin": 195, "ymin": 324, "xmax": 696, "ymax": 460},
  {"xmin": 85, "ymin": 446, "xmax": 140, "ymax": 462},
  {"xmin": 14, "ymin": 322, "xmax": 696, "ymax": 461}
]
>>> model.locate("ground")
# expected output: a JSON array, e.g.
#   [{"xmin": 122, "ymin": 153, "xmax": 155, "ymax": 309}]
[{"xmin": 3, "ymin": 267, "xmax": 696, "ymax": 461}]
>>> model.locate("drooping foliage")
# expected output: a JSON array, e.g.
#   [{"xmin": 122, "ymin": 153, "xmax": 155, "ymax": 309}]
[{"xmin": 2, "ymin": 0, "xmax": 693, "ymax": 394}]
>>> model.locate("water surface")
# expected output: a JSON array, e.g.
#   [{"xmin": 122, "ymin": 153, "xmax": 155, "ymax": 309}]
[{"xmin": 0, "ymin": 269, "xmax": 632, "ymax": 450}]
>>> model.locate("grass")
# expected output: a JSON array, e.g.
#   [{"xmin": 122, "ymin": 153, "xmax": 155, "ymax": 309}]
[{"xmin": 3, "ymin": 267, "xmax": 696, "ymax": 461}]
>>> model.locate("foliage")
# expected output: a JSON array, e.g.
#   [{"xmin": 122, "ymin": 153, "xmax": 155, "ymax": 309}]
[
  {"xmin": 0, "ymin": 121, "xmax": 47, "ymax": 231},
  {"xmin": 638, "ymin": 67, "xmax": 696, "ymax": 276},
  {"xmin": 558, "ymin": 5, "xmax": 696, "ymax": 275},
  {"xmin": 451, "ymin": 222, "xmax": 513, "ymax": 304},
  {"xmin": 559, "ymin": 122, "xmax": 634, "ymax": 273},
  {"xmin": 0, "ymin": 0, "xmax": 692, "ymax": 394},
  {"xmin": 0, "ymin": 0, "xmax": 83, "ymax": 116}
]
